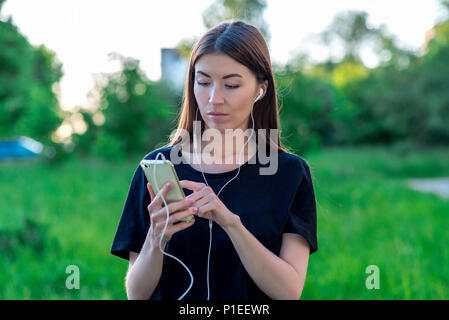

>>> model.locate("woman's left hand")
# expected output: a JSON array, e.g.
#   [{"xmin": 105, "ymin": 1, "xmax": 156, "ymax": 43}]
[{"xmin": 179, "ymin": 180, "xmax": 239, "ymax": 229}]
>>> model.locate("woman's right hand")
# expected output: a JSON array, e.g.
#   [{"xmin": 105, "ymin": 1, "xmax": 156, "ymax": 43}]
[{"xmin": 145, "ymin": 181, "xmax": 197, "ymax": 248}]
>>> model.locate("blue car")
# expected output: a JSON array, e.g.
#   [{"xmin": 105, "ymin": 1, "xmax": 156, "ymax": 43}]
[{"xmin": 0, "ymin": 136, "xmax": 45, "ymax": 160}]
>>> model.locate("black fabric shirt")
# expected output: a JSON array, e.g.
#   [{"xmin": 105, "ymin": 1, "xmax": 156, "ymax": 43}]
[{"xmin": 110, "ymin": 144, "xmax": 318, "ymax": 300}]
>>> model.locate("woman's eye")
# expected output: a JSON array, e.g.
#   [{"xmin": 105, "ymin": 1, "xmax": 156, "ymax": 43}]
[{"xmin": 196, "ymin": 82, "xmax": 239, "ymax": 89}]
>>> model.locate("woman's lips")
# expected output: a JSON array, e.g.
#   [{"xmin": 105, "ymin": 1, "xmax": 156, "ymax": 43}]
[{"xmin": 208, "ymin": 113, "xmax": 229, "ymax": 119}]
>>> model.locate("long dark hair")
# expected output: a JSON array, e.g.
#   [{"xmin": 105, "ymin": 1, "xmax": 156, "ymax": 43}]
[{"xmin": 163, "ymin": 19, "xmax": 289, "ymax": 153}]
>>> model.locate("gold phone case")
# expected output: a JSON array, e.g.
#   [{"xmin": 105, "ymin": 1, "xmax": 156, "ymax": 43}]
[{"xmin": 140, "ymin": 159, "xmax": 193, "ymax": 222}]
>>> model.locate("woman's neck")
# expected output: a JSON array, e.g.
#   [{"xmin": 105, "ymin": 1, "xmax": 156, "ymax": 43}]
[{"xmin": 187, "ymin": 129, "xmax": 257, "ymax": 165}]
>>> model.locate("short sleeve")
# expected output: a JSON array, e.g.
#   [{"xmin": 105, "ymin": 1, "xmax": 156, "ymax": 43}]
[
  {"xmin": 283, "ymin": 160, "xmax": 318, "ymax": 254},
  {"xmin": 110, "ymin": 163, "xmax": 151, "ymax": 261}
]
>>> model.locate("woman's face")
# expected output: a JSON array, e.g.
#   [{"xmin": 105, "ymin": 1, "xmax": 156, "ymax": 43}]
[{"xmin": 193, "ymin": 53, "xmax": 266, "ymax": 134}]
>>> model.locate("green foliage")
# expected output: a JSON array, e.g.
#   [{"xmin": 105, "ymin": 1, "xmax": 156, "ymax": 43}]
[
  {"xmin": 275, "ymin": 65, "xmax": 337, "ymax": 154},
  {"xmin": 73, "ymin": 9, "xmax": 449, "ymax": 157},
  {"xmin": 2, "ymin": 3, "xmax": 449, "ymax": 161},
  {"xmin": 0, "ymin": 18, "xmax": 63, "ymax": 145},
  {"xmin": 70, "ymin": 109, "xmax": 101, "ymax": 158},
  {"xmin": 427, "ymin": 21, "xmax": 449, "ymax": 56},
  {"xmin": 332, "ymin": 60, "xmax": 369, "ymax": 89},
  {"xmin": 202, "ymin": 0, "xmax": 271, "ymax": 44},
  {"xmin": 341, "ymin": 24, "xmax": 449, "ymax": 146},
  {"xmin": 321, "ymin": 10, "xmax": 379, "ymax": 63},
  {"xmin": 175, "ymin": 38, "xmax": 199, "ymax": 59},
  {"xmin": 282, "ymin": 11, "xmax": 449, "ymax": 150},
  {"xmin": 79, "ymin": 54, "xmax": 178, "ymax": 161}
]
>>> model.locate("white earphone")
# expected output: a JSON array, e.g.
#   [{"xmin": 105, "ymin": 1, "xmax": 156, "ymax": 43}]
[
  {"xmin": 254, "ymin": 88, "xmax": 263, "ymax": 102},
  {"xmin": 154, "ymin": 86, "xmax": 264, "ymax": 300}
]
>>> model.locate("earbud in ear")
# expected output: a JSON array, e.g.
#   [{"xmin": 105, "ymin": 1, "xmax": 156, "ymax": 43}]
[{"xmin": 254, "ymin": 88, "xmax": 263, "ymax": 103}]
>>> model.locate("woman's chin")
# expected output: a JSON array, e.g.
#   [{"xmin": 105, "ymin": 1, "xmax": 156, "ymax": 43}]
[{"xmin": 204, "ymin": 121, "xmax": 230, "ymax": 132}]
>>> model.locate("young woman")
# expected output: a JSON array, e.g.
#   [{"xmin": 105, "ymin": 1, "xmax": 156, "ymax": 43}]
[{"xmin": 110, "ymin": 19, "xmax": 318, "ymax": 300}]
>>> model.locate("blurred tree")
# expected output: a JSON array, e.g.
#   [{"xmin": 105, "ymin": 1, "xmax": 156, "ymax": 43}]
[
  {"xmin": 440, "ymin": 0, "xmax": 449, "ymax": 16},
  {"xmin": 76, "ymin": 53, "xmax": 177, "ymax": 160},
  {"xmin": 275, "ymin": 63, "xmax": 337, "ymax": 154},
  {"xmin": 175, "ymin": 37, "xmax": 198, "ymax": 59},
  {"xmin": 332, "ymin": 60, "xmax": 369, "ymax": 89},
  {"xmin": 202, "ymin": 0, "xmax": 271, "ymax": 44},
  {"xmin": 406, "ymin": 20, "xmax": 449, "ymax": 145},
  {"xmin": 321, "ymin": 11, "xmax": 378, "ymax": 63},
  {"xmin": 426, "ymin": 20, "xmax": 449, "ymax": 56},
  {"xmin": 70, "ymin": 107, "xmax": 101, "ymax": 158},
  {"xmin": 314, "ymin": 10, "xmax": 423, "ymax": 146},
  {"xmin": 0, "ymin": 9, "xmax": 63, "ymax": 145},
  {"xmin": 328, "ymin": 60, "xmax": 371, "ymax": 144},
  {"xmin": 14, "ymin": 45, "xmax": 64, "ymax": 144},
  {"xmin": 345, "ymin": 16, "xmax": 449, "ymax": 146},
  {"xmin": 270, "ymin": 8, "xmax": 449, "ymax": 150},
  {"xmin": 373, "ymin": 28, "xmax": 418, "ymax": 70}
]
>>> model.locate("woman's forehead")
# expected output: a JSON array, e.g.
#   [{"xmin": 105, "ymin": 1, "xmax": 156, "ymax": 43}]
[{"xmin": 195, "ymin": 53, "xmax": 252, "ymax": 78}]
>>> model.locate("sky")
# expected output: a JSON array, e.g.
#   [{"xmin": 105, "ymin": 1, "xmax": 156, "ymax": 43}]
[{"xmin": 1, "ymin": 0, "xmax": 443, "ymax": 112}]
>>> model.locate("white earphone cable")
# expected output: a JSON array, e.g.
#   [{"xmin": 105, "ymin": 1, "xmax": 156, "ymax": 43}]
[
  {"xmin": 150, "ymin": 89, "xmax": 261, "ymax": 300},
  {"xmin": 153, "ymin": 152, "xmax": 194, "ymax": 300},
  {"xmin": 194, "ymin": 89, "xmax": 259, "ymax": 300}
]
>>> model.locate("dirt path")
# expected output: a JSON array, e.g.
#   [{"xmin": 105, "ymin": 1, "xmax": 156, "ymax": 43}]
[{"xmin": 408, "ymin": 177, "xmax": 449, "ymax": 199}]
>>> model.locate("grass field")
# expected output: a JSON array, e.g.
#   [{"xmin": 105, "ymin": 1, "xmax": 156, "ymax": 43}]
[{"xmin": 1, "ymin": 146, "xmax": 449, "ymax": 299}]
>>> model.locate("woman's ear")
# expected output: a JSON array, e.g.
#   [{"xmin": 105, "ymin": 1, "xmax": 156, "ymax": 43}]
[{"xmin": 260, "ymin": 80, "xmax": 268, "ymax": 99}]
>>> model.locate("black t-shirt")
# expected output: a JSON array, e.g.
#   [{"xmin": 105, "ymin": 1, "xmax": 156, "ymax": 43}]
[{"xmin": 110, "ymin": 144, "xmax": 318, "ymax": 300}]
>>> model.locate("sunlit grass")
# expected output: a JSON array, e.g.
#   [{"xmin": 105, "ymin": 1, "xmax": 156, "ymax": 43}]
[
  {"xmin": 1, "ymin": 146, "xmax": 449, "ymax": 299},
  {"xmin": 302, "ymin": 146, "xmax": 449, "ymax": 299}
]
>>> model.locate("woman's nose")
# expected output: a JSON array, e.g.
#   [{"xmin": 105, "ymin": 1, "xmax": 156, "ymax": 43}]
[{"xmin": 208, "ymin": 86, "xmax": 224, "ymax": 104}]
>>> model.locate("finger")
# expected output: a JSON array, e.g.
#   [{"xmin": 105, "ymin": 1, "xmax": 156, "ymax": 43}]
[
  {"xmin": 170, "ymin": 216, "xmax": 196, "ymax": 233},
  {"xmin": 185, "ymin": 185, "xmax": 213, "ymax": 203},
  {"xmin": 152, "ymin": 197, "xmax": 195, "ymax": 222},
  {"xmin": 154, "ymin": 208, "xmax": 195, "ymax": 230},
  {"xmin": 170, "ymin": 207, "xmax": 197, "ymax": 225},
  {"xmin": 147, "ymin": 182, "xmax": 155, "ymax": 200},
  {"xmin": 191, "ymin": 192, "xmax": 214, "ymax": 208},
  {"xmin": 151, "ymin": 181, "xmax": 173, "ymax": 209},
  {"xmin": 179, "ymin": 180, "xmax": 206, "ymax": 192},
  {"xmin": 196, "ymin": 201, "xmax": 216, "ymax": 219},
  {"xmin": 197, "ymin": 209, "xmax": 213, "ymax": 220}
]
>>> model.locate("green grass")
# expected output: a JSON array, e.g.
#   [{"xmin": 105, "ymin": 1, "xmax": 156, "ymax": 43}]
[
  {"xmin": 302, "ymin": 146, "xmax": 449, "ymax": 299},
  {"xmin": 1, "ymin": 146, "xmax": 449, "ymax": 299},
  {"xmin": 0, "ymin": 155, "xmax": 134, "ymax": 299}
]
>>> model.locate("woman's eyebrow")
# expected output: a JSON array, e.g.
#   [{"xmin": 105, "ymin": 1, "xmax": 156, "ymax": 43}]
[{"xmin": 196, "ymin": 70, "xmax": 242, "ymax": 79}]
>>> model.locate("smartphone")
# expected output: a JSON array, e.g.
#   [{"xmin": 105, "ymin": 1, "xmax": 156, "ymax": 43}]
[{"xmin": 140, "ymin": 159, "xmax": 193, "ymax": 222}]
